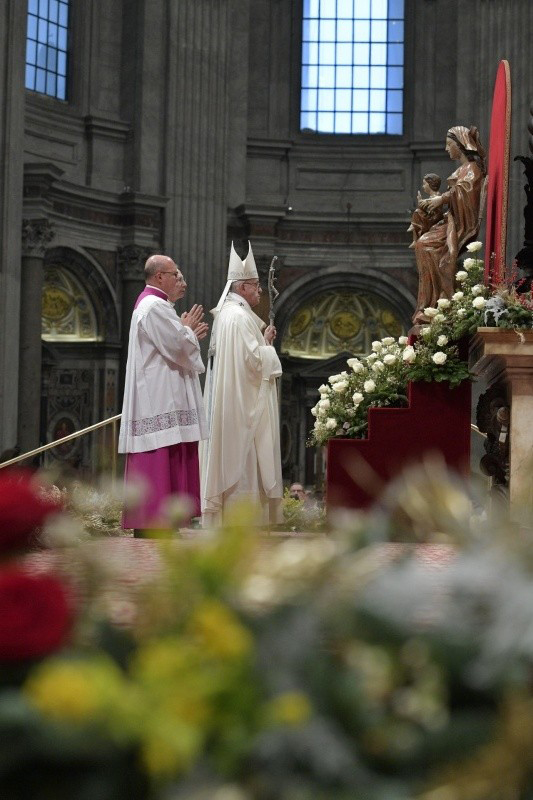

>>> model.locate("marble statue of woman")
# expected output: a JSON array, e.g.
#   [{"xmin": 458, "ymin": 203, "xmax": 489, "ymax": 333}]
[{"xmin": 412, "ymin": 125, "xmax": 486, "ymax": 324}]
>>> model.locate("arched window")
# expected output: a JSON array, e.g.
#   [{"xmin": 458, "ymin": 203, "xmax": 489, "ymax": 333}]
[
  {"xmin": 301, "ymin": 0, "xmax": 404, "ymax": 135},
  {"xmin": 42, "ymin": 267, "xmax": 100, "ymax": 342},
  {"xmin": 25, "ymin": 0, "xmax": 70, "ymax": 100}
]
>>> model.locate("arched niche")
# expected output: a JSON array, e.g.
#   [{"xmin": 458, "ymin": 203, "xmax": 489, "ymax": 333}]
[
  {"xmin": 42, "ymin": 266, "xmax": 100, "ymax": 341},
  {"xmin": 44, "ymin": 247, "xmax": 119, "ymax": 342},
  {"xmin": 276, "ymin": 266, "xmax": 415, "ymax": 361}
]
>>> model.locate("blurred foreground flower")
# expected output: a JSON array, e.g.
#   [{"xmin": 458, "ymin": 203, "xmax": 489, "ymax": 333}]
[{"xmin": 0, "ymin": 469, "xmax": 63, "ymax": 554}]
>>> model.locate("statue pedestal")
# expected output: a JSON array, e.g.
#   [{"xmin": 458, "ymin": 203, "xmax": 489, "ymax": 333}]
[{"xmin": 470, "ymin": 328, "xmax": 533, "ymax": 513}]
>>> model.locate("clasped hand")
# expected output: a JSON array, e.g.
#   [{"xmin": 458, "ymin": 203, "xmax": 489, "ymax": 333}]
[
  {"xmin": 181, "ymin": 304, "xmax": 209, "ymax": 340},
  {"xmin": 264, "ymin": 324, "xmax": 276, "ymax": 345}
]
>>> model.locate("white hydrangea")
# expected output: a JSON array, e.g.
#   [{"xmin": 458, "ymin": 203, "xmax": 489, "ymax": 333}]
[
  {"xmin": 372, "ymin": 341, "xmax": 383, "ymax": 352},
  {"xmin": 383, "ymin": 354, "xmax": 396, "ymax": 365},
  {"xmin": 332, "ymin": 380, "xmax": 348, "ymax": 393},
  {"xmin": 371, "ymin": 360, "xmax": 384, "ymax": 372},
  {"xmin": 402, "ymin": 346, "xmax": 416, "ymax": 363},
  {"xmin": 325, "ymin": 418, "xmax": 337, "ymax": 430},
  {"xmin": 463, "ymin": 257, "xmax": 476, "ymax": 270},
  {"xmin": 452, "ymin": 291, "xmax": 464, "ymax": 301},
  {"xmin": 472, "ymin": 296, "xmax": 487, "ymax": 309},
  {"xmin": 382, "ymin": 337, "xmax": 395, "ymax": 345},
  {"xmin": 352, "ymin": 391, "xmax": 363, "ymax": 405},
  {"xmin": 363, "ymin": 379, "xmax": 376, "ymax": 392},
  {"xmin": 437, "ymin": 298, "xmax": 451, "ymax": 309},
  {"xmin": 398, "ymin": 336, "xmax": 409, "ymax": 345},
  {"xmin": 424, "ymin": 307, "xmax": 438, "ymax": 317},
  {"xmin": 466, "ymin": 241, "xmax": 483, "ymax": 252},
  {"xmin": 471, "ymin": 284, "xmax": 484, "ymax": 296},
  {"xmin": 437, "ymin": 335, "xmax": 448, "ymax": 347},
  {"xmin": 456, "ymin": 271, "xmax": 468, "ymax": 282}
]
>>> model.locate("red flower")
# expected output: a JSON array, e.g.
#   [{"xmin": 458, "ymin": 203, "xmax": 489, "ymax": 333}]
[
  {"xmin": 0, "ymin": 469, "xmax": 63, "ymax": 554},
  {"xmin": 0, "ymin": 569, "xmax": 72, "ymax": 662}
]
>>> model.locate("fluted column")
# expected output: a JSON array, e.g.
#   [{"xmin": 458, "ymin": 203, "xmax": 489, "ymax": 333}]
[
  {"xmin": 18, "ymin": 219, "xmax": 55, "ymax": 453},
  {"xmin": 164, "ymin": 0, "xmax": 233, "ymax": 313},
  {"xmin": 117, "ymin": 244, "xmax": 151, "ymax": 394}
]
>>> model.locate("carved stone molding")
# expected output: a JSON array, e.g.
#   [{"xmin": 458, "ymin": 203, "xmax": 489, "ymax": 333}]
[
  {"xmin": 117, "ymin": 244, "xmax": 152, "ymax": 281},
  {"xmin": 21, "ymin": 218, "xmax": 55, "ymax": 257}
]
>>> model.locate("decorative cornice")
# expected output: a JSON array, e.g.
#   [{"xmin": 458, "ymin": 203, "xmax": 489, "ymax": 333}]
[
  {"xmin": 21, "ymin": 218, "xmax": 55, "ymax": 257},
  {"xmin": 117, "ymin": 244, "xmax": 152, "ymax": 281}
]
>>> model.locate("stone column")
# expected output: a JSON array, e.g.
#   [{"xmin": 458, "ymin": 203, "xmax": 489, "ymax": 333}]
[
  {"xmin": 18, "ymin": 219, "xmax": 55, "ymax": 454},
  {"xmin": 117, "ymin": 244, "xmax": 151, "ymax": 394},
  {"xmin": 0, "ymin": 0, "xmax": 26, "ymax": 454}
]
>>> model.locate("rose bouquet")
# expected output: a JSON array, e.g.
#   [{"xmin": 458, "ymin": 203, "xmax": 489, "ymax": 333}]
[{"xmin": 310, "ymin": 243, "xmax": 494, "ymax": 446}]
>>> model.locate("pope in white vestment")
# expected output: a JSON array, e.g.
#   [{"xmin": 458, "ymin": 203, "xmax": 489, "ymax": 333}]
[
  {"xmin": 119, "ymin": 255, "xmax": 208, "ymax": 532},
  {"xmin": 200, "ymin": 242, "xmax": 283, "ymax": 527}
]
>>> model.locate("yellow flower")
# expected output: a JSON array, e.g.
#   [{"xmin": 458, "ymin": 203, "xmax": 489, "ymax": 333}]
[
  {"xmin": 188, "ymin": 600, "xmax": 252, "ymax": 661},
  {"xmin": 24, "ymin": 657, "xmax": 126, "ymax": 724},
  {"xmin": 266, "ymin": 691, "xmax": 312, "ymax": 727},
  {"xmin": 140, "ymin": 718, "xmax": 203, "ymax": 778}
]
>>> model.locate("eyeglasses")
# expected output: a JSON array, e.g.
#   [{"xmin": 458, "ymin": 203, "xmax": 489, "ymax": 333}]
[
  {"xmin": 241, "ymin": 280, "xmax": 260, "ymax": 288},
  {"xmin": 159, "ymin": 271, "xmax": 184, "ymax": 281}
]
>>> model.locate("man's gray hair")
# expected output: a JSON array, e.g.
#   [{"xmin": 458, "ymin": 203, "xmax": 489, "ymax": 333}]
[{"xmin": 230, "ymin": 280, "xmax": 246, "ymax": 292}]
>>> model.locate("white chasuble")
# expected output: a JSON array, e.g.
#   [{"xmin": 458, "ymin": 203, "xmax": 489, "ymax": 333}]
[
  {"xmin": 119, "ymin": 294, "xmax": 207, "ymax": 453},
  {"xmin": 200, "ymin": 293, "xmax": 283, "ymax": 525}
]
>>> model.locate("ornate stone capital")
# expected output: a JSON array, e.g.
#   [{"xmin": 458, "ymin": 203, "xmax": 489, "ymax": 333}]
[
  {"xmin": 117, "ymin": 244, "xmax": 152, "ymax": 281},
  {"xmin": 21, "ymin": 218, "xmax": 55, "ymax": 257}
]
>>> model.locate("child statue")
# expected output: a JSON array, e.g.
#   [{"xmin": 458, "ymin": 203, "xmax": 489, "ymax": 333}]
[{"xmin": 407, "ymin": 173, "xmax": 443, "ymax": 248}]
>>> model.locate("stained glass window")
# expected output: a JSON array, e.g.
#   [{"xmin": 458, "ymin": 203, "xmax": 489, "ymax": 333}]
[
  {"xmin": 25, "ymin": 0, "xmax": 70, "ymax": 101},
  {"xmin": 301, "ymin": 0, "xmax": 404, "ymax": 134}
]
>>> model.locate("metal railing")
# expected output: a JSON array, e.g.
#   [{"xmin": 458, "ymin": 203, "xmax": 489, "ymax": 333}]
[
  {"xmin": 0, "ymin": 414, "xmax": 121, "ymax": 473},
  {"xmin": 0, "ymin": 416, "xmax": 487, "ymax": 475}
]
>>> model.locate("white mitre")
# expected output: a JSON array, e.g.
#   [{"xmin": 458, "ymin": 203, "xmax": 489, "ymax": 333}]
[{"xmin": 214, "ymin": 241, "xmax": 258, "ymax": 313}]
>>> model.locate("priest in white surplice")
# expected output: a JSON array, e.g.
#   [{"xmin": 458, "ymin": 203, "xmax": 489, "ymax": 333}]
[
  {"xmin": 119, "ymin": 255, "xmax": 209, "ymax": 533},
  {"xmin": 200, "ymin": 242, "xmax": 283, "ymax": 527}
]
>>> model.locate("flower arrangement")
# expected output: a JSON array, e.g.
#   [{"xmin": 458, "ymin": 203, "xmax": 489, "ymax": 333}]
[
  {"xmin": 1, "ymin": 465, "xmax": 533, "ymax": 799},
  {"xmin": 310, "ymin": 242, "xmax": 533, "ymax": 446}
]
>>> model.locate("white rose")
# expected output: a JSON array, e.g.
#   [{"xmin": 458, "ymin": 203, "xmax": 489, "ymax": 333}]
[
  {"xmin": 318, "ymin": 384, "xmax": 328, "ymax": 394},
  {"xmin": 314, "ymin": 419, "xmax": 323, "ymax": 430},
  {"xmin": 398, "ymin": 336, "xmax": 409, "ymax": 345},
  {"xmin": 472, "ymin": 296, "xmax": 487, "ymax": 309},
  {"xmin": 424, "ymin": 307, "xmax": 438, "ymax": 318},
  {"xmin": 311, "ymin": 405, "xmax": 318, "ymax": 417},
  {"xmin": 455, "ymin": 271, "xmax": 468, "ymax": 282},
  {"xmin": 463, "ymin": 257, "xmax": 476, "ymax": 271},
  {"xmin": 437, "ymin": 298, "xmax": 451, "ymax": 309},
  {"xmin": 352, "ymin": 392, "xmax": 363, "ymax": 405},
  {"xmin": 383, "ymin": 354, "xmax": 396, "ymax": 365},
  {"xmin": 340, "ymin": 371, "xmax": 348, "ymax": 378},
  {"xmin": 437, "ymin": 335, "xmax": 448, "ymax": 346},
  {"xmin": 352, "ymin": 361, "xmax": 364, "ymax": 373},
  {"xmin": 367, "ymin": 353, "xmax": 378, "ymax": 362},
  {"xmin": 371, "ymin": 341, "xmax": 383, "ymax": 352},
  {"xmin": 325, "ymin": 418, "xmax": 337, "ymax": 430},
  {"xmin": 432, "ymin": 351, "xmax": 448, "ymax": 365},
  {"xmin": 332, "ymin": 380, "xmax": 348, "ymax": 393},
  {"xmin": 382, "ymin": 337, "xmax": 395, "ymax": 345},
  {"xmin": 452, "ymin": 291, "xmax": 464, "ymax": 301},
  {"xmin": 319, "ymin": 398, "xmax": 330, "ymax": 410},
  {"xmin": 420, "ymin": 326, "xmax": 431, "ymax": 336},
  {"xmin": 363, "ymin": 379, "xmax": 376, "ymax": 392},
  {"xmin": 466, "ymin": 241, "xmax": 482, "ymax": 252},
  {"xmin": 457, "ymin": 308, "xmax": 466, "ymax": 317},
  {"xmin": 434, "ymin": 313, "xmax": 445, "ymax": 323},
  {"xmin": 471, "ymin": 284, "xmax": 484, "ymax": 296},
  {"xmin": 371, "ymin": 360, "xmax": 384, "ymax": 372},
  {"xmin": 329, "ymin": 374, "xmax": 341, "ymax": 384},
  {"xmin": 346, "ymin": 358, "xmax": 361, "ymax": 370},
  {"xmin": 402, "ymin": 346, "xmax": 416, "ymax": 363}
]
